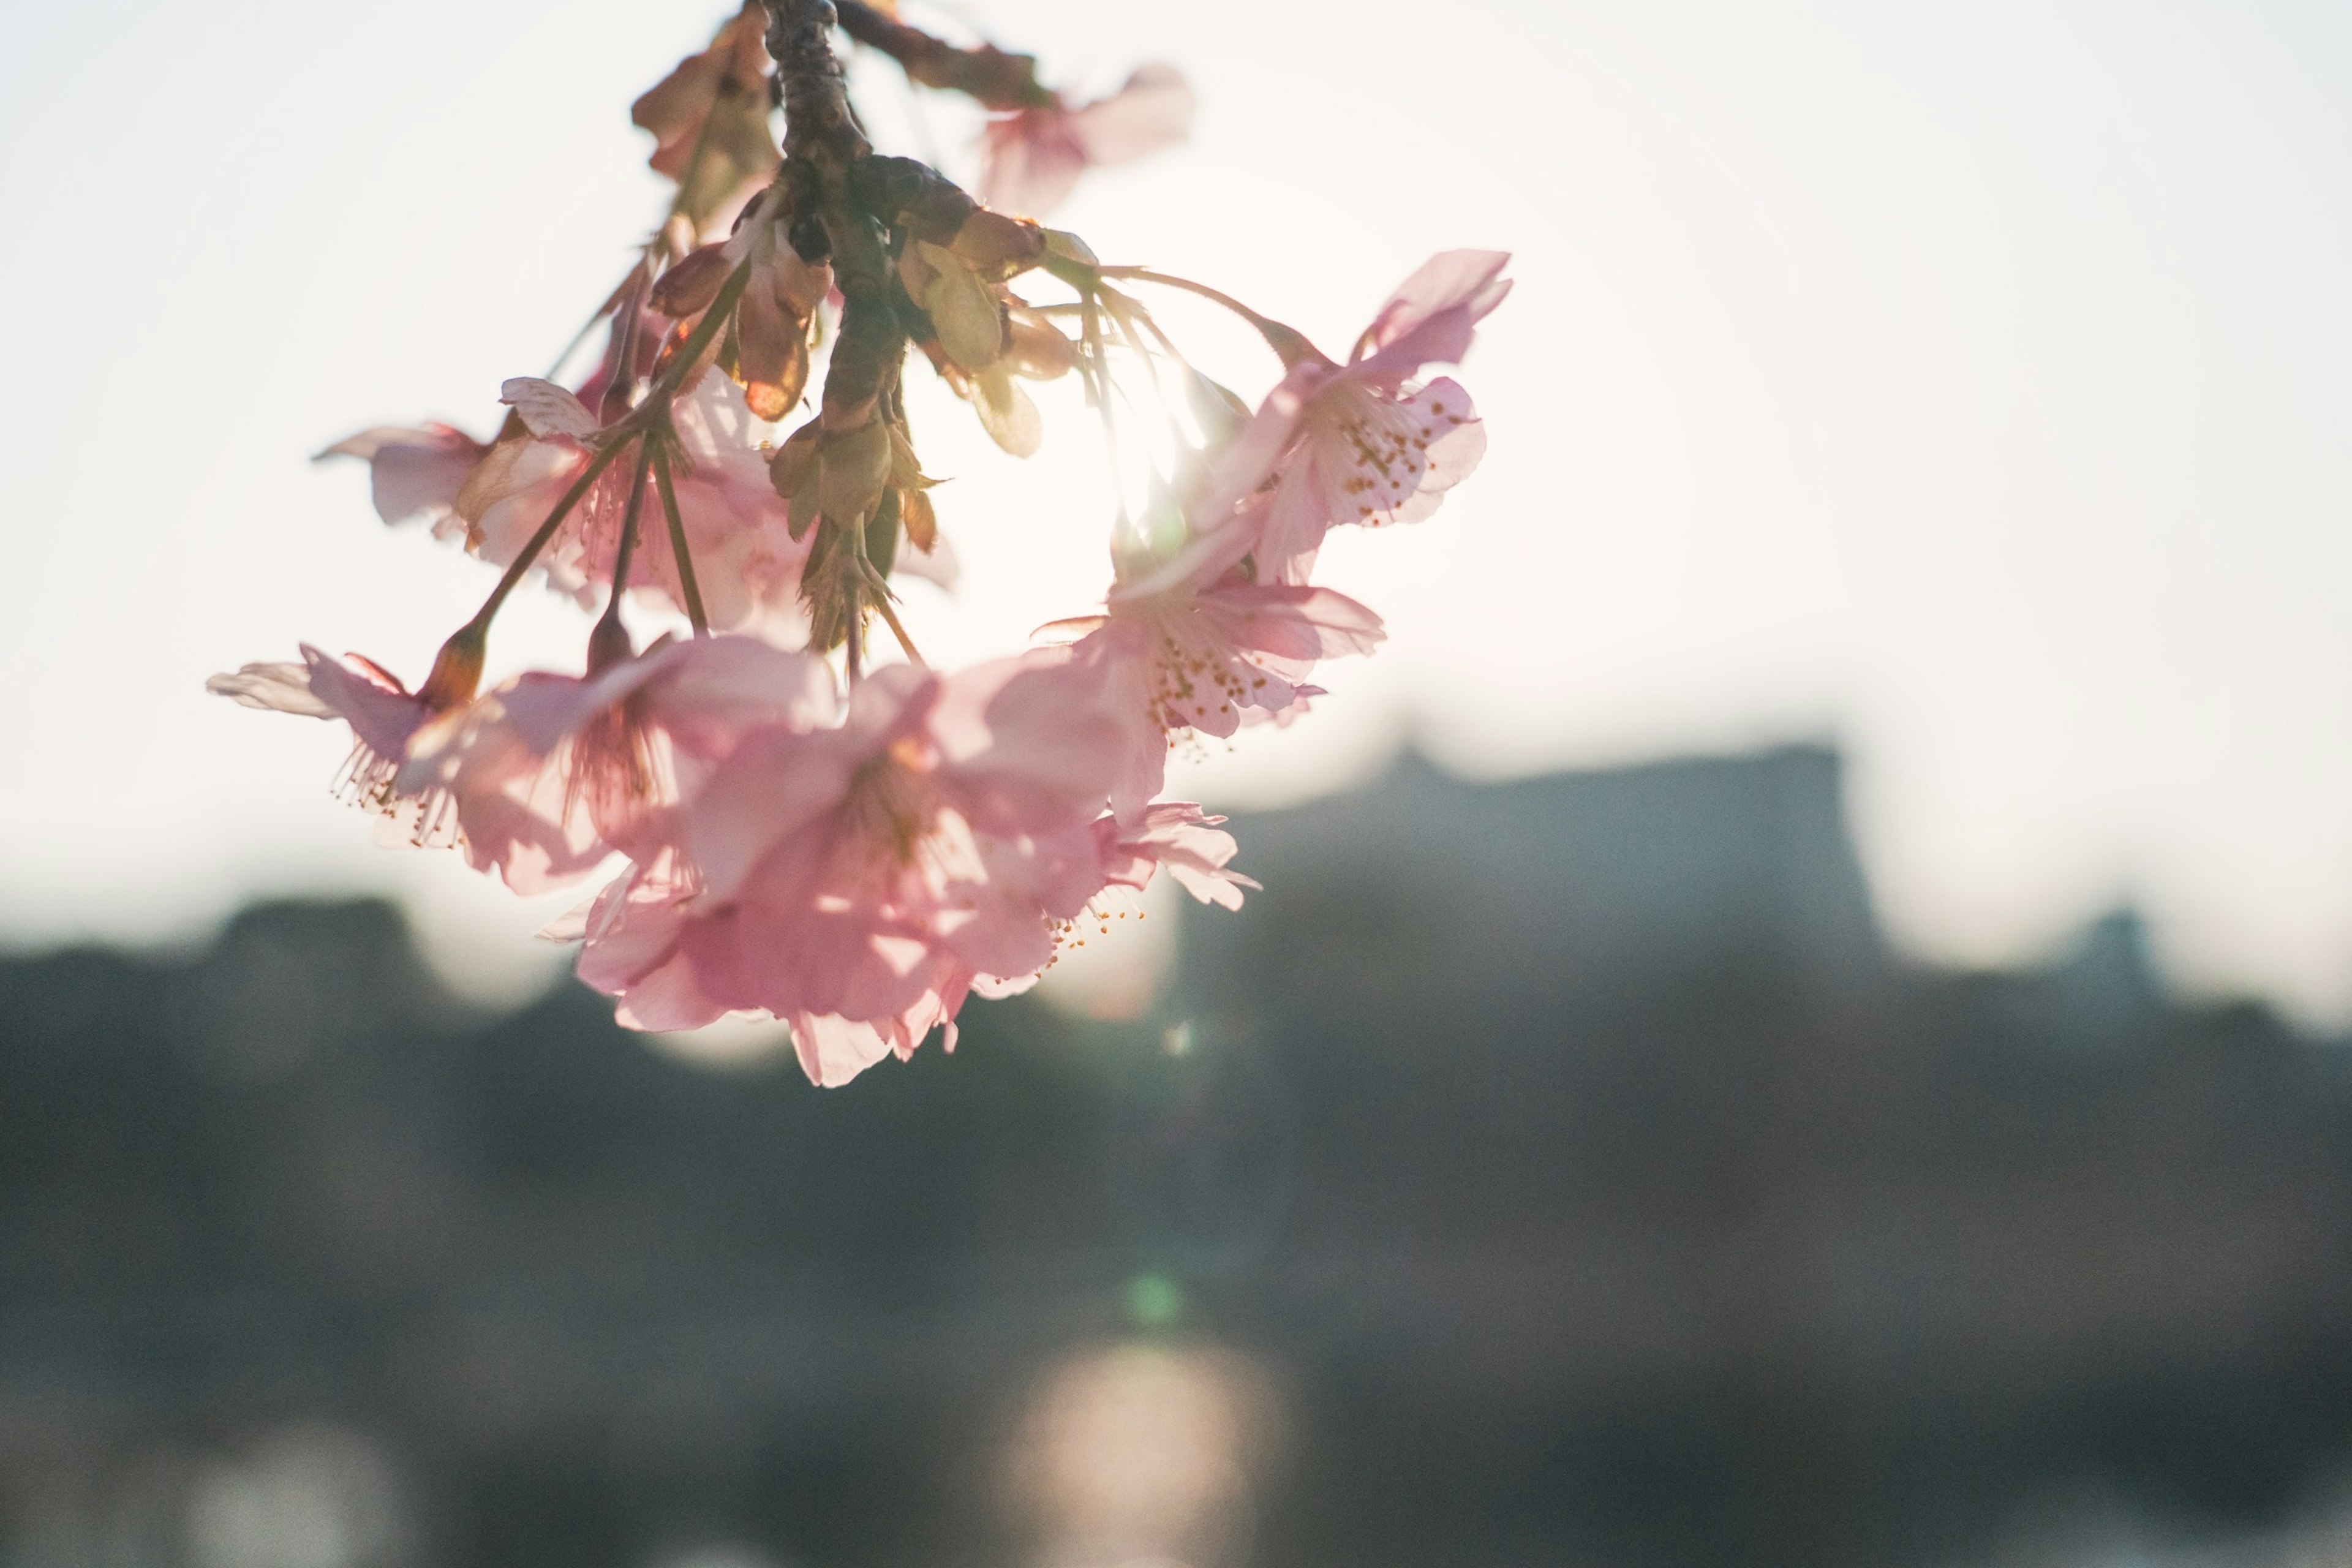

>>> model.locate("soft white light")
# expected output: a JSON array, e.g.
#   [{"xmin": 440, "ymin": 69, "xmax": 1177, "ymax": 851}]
[
  {"xmin": 1004, "ymin": 1343, "xmax": 1272, "ymax": 1568},
  {"xmin": 3, "ymin": 1, "xmax": 2350, "ymax": 1022}
]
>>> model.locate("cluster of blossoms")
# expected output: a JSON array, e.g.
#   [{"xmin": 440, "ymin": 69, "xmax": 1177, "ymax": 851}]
[{"xmin": 213, "ymin": 0, "xmax": 1507, "ymax": 1086}]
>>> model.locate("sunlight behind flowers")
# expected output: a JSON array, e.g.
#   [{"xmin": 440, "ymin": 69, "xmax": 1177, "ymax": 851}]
[
  {"xmin": 2, "ymin": 0, "xmax": 2350, "ymax": 1021},
  {"xmin": 1004, "ymin": 1344, "xmax": 1274, "ymax": 1568},
  {"xmin": 1033, "ymin": 869, "xmax": 1183, "ymax": 1023}
]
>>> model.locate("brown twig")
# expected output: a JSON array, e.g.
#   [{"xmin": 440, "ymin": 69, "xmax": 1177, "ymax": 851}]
[
  {"xmin": 833, "ymin": 0, "xmax": 1054, "ymax": 113},
  {"xmin": 766, "ymin": 0, "xmax": 869, "ymax": 170},
  {"xmin": 763, "ymin": 0, "xmax": 924, "ymax": 664}
]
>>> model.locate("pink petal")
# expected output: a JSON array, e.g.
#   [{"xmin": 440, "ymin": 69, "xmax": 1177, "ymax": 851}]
[
  {"xmin": 790, "ymin": 1011, "xmax": 902, "ymax": 1087},
  {"xmin": 206, "ymin": 660, "xmax": 337, "ymax": 718},
  {"xmin": 499, "ymin": 377, "xmax": 601, "ymax": 440},
  {"xmin": 685, "ymin": 726, "xmax": 859, "ymax": 902},
  {"xmin": 1356, "ymin": 250, "xmax": 1513, "ymax": 366},
  {"xmin": 979, "ymin": 110, "xmax": 1088, "ymax": 217},
  {"xmin": 933, "ymin": 649, "xmax": 1125, "ymax": 835},
  {"xmin": 1197, "ymin": 583, "xmax": 1387, "ymax": 665},
  {"xmin": 1182, "ymin": 362, "xmax": 1324, "ymax": 551},
  {"xmin": 1068, "ymin": 64, "xmax": 1194, "ymax": 165},
  {"xmin": 300, "ymin": 646, "xmax": 429, "ymax": 758},
  {"xmin": 316, "ymin": 424, "xmax": 486, "ymax": 529}
]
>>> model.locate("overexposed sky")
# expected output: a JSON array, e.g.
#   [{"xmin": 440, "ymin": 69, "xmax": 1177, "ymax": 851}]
[{"xmin": 2, "ymin": 0, "xmax": 2349, "ymax": 1017}]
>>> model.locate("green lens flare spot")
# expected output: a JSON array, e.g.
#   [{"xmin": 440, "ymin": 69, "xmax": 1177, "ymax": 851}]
[{"xmin": 1125, "ymin": 1272, "xmax": 1183, "ymax": 1328}]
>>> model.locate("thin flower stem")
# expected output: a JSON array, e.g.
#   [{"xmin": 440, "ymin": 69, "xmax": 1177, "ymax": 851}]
[
  {"xmin": 649, "ymin": 441, "xmax": 710, "ymax": 636},
  {"xmin": 1080, "ymin": 294, "xmax": 1120, "ymax": 475},
  {"xmin": 1098, "ymin": 267, "xmax": 1310, "ymax": 361},
  {"xmin": 465, "ymin": 435, "xmax": 631, "ymax": 633},
  {"xmin": 595, "ymin": 444, "xmax": 655, "ymax": 636},
  {"xmin": 460, "ymin": 250, "xmax": 741, "ymax": 649},
  {"xmin": 598, "ymin": 262, "xmax": 654, "ymax": 424}
]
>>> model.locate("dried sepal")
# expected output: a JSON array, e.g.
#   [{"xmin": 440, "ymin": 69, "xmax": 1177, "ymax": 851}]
[
  {"xmin": 900, "ymin": 241, "xmax": 1004, "ymax": 373},
  {"xmin": 734, "ymin": 277, "xmax": 811, "ymax": 420},
  {"xmin": 899, "ymin": 484, "xmax": 938, "ymax": 554},
  {"xmin": 970, "ymin": 365, "xmax": 1042, "ymax": 457},
  {"xmin": 1041, "ymin": 228, "xmax": 1099, "ymax": 269},
  {"xmin": 631, "ymin": 0, "xmax": 780, "ymax": 235},
  {"xmin": 884, "ymin": 420, "xmax": 941, "ymax": 557},
  {"xmin": 768, "ymin": 422, "xmax": 819, "ymax": 494},
  {"xmin": 651, "ymin": 243, "xmax": 735, "ymax": 318},
  {"xmin": 947, "ymin": 210, "xmax": 1047, "ymax": 279},
  {"xmin": 817, "ymin": 416, "xmax": 894, "ymax": 521},
  {"xmin": 767, "ymin": 424, "xmax": 821, "ymax": 539},
  {"xmin": 797, "ymin": 521, "xmax": 864, "ymax": 652},
  {"xmin": 886, "ymin": 424, "xmax": 939, "ymax": 492},
  {"xmin": 865, "ymin": 490, "xmax": 903, "ymax": 578},
  {"xmin": 1006, "ymin": 311, "xmax": 1077, "ymax": 380},
  {"xmin": 769, "ymin": 415, "xmax": 895, "ymax": 538},
  {"xmin": 729, "ymin": 217, "xmax": 832, "ymax": 422}
]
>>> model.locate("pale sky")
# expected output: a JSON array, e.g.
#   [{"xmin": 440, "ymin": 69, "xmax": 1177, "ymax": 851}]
[{"xmin": 2, "ymin": 0, "xmax": 2350, "ymax": 1019}]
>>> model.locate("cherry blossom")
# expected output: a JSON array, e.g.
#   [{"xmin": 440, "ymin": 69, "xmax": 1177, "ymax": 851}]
[
  {"xmin": 224, "ymin": 0, "xmax": 1504, "ymax": 1080},
  {"xmin": 979, "ymin": 64, "xmax": 1194, "ymax": 217},
  {"xmin": 569, "ymin": 654, "xmax": 1126, "ymax": 1080},
  {"xmin": 1095, "ymin": 802, "xmax": 1260, "ymax": 912},
  {"xmin": 458, "ymin": 375, "xmax": 813, "ymax": 634},
  {"xmin": 630, "ymin": 0, "xmax": 780, "ymax": 236},
  {"xmin": 208, "ymin": 646, "xmax": 467, "ymax": 847},
  {"xmin": 398, "ymin": 634, "xmax": 837, "ymax": 895},
  {"xmin": 313, "ymin": 423, "xmax": 486, "ymax": 540},
  {"xmin": 1202, "ymin": 250, "xmax": 1512, "ymax": 582},
  {"xmin": 1055, "ymin": 508, "xmax": 1386, "ymax": 823}
]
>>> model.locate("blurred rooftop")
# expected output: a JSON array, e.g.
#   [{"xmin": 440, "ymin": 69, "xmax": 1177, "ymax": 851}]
[{"xmin": 4, "ymin": 746, "xmax": 2350, "ymax": 1568}]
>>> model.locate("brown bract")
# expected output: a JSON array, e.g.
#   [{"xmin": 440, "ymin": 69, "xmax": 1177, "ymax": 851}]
[{"xmin": 631, "ymin": 1, "xmax": 781, "ymax": 236}]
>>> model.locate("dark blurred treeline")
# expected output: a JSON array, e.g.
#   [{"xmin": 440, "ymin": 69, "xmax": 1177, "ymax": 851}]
[{"xmin": 6, "ymin": 746, "xmax": 2352, "ymax": 1568}]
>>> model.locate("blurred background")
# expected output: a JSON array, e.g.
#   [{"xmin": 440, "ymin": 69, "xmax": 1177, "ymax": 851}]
[{"xmin": 5, "ymin": 0, "xmax": 2352, "ymax": 1564}]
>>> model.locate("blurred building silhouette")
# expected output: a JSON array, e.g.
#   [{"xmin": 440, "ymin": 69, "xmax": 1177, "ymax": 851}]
[{"xmin": 5, "ymin": 746, "xmax": 2351, "ymax": 1568}]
